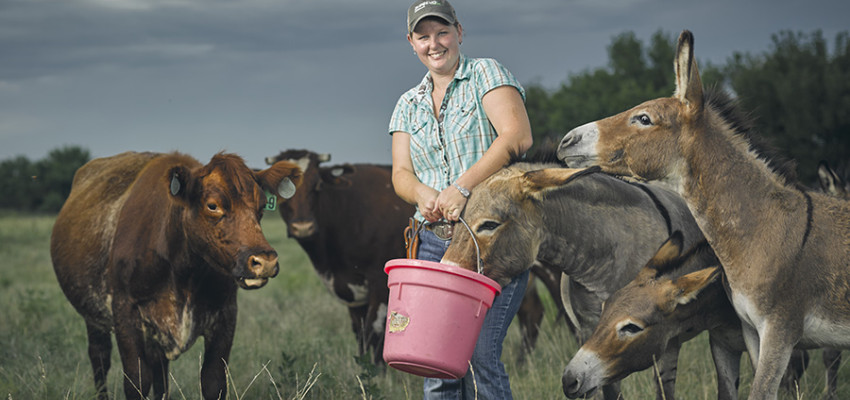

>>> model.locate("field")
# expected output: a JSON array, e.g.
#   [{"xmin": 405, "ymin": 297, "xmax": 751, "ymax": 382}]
[{"xmin": 0, "ymin": 212, "xmax": 847, "ymax": 399}]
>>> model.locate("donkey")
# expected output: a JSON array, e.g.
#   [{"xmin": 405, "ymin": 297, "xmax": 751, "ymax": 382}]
[
  {"xmin": 562, "ymin": 232, "xmax": 741, "ymax": 399},
  {"xmin": 441, "ymin": 161, "xmax": 714, "ymax": 400},
  {"xmin": 564, "ymin": 230, "xmax": 844, "ymax": 400},
  {"xmin": 564, "ymin": 161, "xmax": 850, "ymax": 400},
  {"xmin": 557, "ymin": 30, "xmax": 850, "ymax": 400}
]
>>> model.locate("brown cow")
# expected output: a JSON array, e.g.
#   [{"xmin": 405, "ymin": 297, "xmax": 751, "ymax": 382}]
[
  {"xmin": 264, "ymin": 149, "xmax": 559, "ymax": 365},
  {"xmin": 264, "ymin": 149, "xmax": 414, "ymax": 364},
  {"xmin": 50, "ymin": 151, "xmax": 302, "ymax": 400}
]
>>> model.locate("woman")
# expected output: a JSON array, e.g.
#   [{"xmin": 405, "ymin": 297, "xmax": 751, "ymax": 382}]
[{"xmin": 388, "ymin": 1, "xmax": 533, "ymax": 398}]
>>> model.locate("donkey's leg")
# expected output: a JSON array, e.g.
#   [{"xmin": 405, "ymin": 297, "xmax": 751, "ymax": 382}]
[
  {"xmin": 653, "ymin": 343, "xmax": 681, "ymax": 400},
  {"xmin": 708, "ymin": 334, "xmax": 741, "ymax": 400},
  {"xmin": 822, "ymin": 349, "xmax": 841, "ymax": 400},
  {"xmin": 748, "ymin": 323, "xmax": 798, "ymax": 400},
  {"xmin": 516, "ymin": 277, "xmax": 544, "ymax": 364},
  {"xmin": 741, "ymin": 323, "xmax": 760, "ymax": 368}
]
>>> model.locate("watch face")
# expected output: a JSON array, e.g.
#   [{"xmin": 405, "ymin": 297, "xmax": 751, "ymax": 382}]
[{"xmin": 454, "ymin": 182, "xmax": 470, "ymax": 197}]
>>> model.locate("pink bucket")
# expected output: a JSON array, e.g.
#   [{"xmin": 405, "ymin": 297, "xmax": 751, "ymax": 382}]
[{"xmin": 382, "ymin": 258, "xmax": 501, "ymax": 379}]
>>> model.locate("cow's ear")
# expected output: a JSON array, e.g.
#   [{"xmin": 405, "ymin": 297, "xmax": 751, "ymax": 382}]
[
  {"xmin": 519, "ymin": 166, "xmax": 601, "ymax": 199},
  {"xmin": 167, "ymin": 165, "xmax": 193, "ymax": 200},
  {"xmin": 317, "ymin": 164, "xmax": 355, "ymax": 190},
  {"xmin": 256, "ymin": 160, "xmax": 303, "ymax": 199}
]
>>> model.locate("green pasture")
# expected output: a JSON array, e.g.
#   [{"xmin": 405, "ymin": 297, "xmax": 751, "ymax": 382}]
[{"xmin": 0, "ymin": 213, "xmax": 846, "ymax": 399}]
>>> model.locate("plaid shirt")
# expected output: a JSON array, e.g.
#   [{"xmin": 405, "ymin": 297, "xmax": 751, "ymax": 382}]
[{"xmin": 389, "ymin": 54, "xmax": 525, "ymax": 221}]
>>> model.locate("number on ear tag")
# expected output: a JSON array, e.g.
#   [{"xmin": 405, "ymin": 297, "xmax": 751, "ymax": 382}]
[
  {"xmin": 264, "ymin": 190, "xmax": 277, "ymax": 211},
  {"xmin": 277, "ymin": 177, "xmax": 296, "ymax": 199}
]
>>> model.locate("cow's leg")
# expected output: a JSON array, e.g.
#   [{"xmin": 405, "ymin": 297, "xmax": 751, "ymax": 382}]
[
  {"xmin": 822, "ymin": 349, "xmax": 841, "ymax": 400},
  {"xmin": 653, "ymin": 342, "xmax": 680, "ymax": 400},
  {"xmin": 151, "ymin": 352, "xmax": 170, "ymax": 400},
  {"xmin": 201, "ymin": 315, "xmax": 235, "ymax": 400},
  {"xmin": 366, "ymin": 295, "xmax": 388, "ymax": 365},
  {"xmin": 85, "ymin": 321, "xmax": 112, "ymax": 400},
  {"xmin": 748, "ymin": 322, "xmax": 798, "ymax": 400},
  {"xmin": 348, "ymin": 304, "xmax": 370, "ymax": 358},
  {"xmin": 708, "ymin": 334, "xmax": 742, "ymax": 400},
  {"xmin": 114, "ymin": 321, "xmax": 153, "ymax": 400}
]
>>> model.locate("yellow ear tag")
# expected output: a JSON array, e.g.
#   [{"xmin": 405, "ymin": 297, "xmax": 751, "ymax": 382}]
[{"xmin": 264, "ymin": 191, "xmax": 277, "ymax": 211}]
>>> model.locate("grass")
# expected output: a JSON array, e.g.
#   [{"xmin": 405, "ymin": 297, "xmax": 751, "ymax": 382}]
[{"xmin": 0, "ymin": 212, "xmax": 847, "ymax": 399}]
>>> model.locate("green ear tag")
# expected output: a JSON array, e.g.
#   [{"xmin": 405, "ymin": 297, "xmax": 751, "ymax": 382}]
[{"xmin": 264, "ymin": 190, "xmax": 277, "ymax": 211}]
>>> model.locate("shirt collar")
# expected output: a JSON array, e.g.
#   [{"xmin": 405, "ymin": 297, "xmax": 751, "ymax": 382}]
[{"xmin": 414, "ymin": 53, "xmax": 470, "ymax": 103}]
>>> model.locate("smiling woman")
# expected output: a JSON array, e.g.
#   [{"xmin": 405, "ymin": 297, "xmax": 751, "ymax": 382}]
[{"xmin": 388, "ymin": 1, "xmax": 534, "ymax": 398}]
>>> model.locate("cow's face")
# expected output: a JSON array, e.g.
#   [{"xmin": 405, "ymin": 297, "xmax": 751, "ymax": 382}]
[
  {"xmin": 169, "ymin": 153, "xmax": 302, "ymax": 289},
  {"xmin": 265, "ymin": 150, "xmax": 353, "ymax": 239}
]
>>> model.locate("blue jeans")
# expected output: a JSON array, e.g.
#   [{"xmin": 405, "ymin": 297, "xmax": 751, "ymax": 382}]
[{"xmin": 418, "ymin": 229, "xmax": 529, "ymax": 400}]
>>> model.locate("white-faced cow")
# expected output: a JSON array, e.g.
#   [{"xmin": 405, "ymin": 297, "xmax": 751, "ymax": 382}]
[
  {"xmin": 264, "ymin": 149, "xmax": 414, "ymax": 364},
  {"xmin": 51, "ymin": 151, "xmax": 302, "ymax": 400}
]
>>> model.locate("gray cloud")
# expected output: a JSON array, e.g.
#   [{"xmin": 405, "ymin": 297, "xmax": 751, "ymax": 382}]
[{"xmin": 1, "ymin": 0, "xmax": 848, "ymax": 167}]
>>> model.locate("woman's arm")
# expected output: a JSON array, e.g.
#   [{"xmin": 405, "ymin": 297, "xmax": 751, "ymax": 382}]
[
  {"xmin": 436, "ymin": 85, "xmax": 533, "ymax": 221},
  {"xmin": 391, "ymin": 131, "xmax": 442, "ymax": 222}
]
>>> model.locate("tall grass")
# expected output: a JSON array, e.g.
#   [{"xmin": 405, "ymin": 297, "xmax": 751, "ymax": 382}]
[{"xmin": 0, "ymin": 213, "xmax": 846, "ymax": 399}]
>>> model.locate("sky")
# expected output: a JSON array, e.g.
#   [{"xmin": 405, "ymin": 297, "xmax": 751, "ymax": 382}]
[{"xmin": 1, "ymin": 0, "xmax": 848, "ymax": 169}]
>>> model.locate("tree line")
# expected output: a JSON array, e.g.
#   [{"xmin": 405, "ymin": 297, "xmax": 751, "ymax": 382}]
[
  {"xmin": 0, "ymin": 146, "xmax": 90, "ymax": 213},
  {"xmin": 2, "ymin": 29, "xmax": 847, "ymax": 212}
]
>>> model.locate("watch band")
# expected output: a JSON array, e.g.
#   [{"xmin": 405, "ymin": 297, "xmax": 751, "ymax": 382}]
[{"xmin": 453, "ymin": 182, "xmax": 470, "ymax": 198}]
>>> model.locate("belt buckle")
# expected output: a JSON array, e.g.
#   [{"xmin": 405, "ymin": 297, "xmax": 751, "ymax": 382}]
[{"xmin": 429, "ymin": 222, "xmax": 454, "ymax": 241}]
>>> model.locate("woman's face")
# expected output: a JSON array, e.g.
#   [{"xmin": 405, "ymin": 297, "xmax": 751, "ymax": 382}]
[{"xmin": 408, "ymin": 18, "xmax": 463, "ymax": 78}]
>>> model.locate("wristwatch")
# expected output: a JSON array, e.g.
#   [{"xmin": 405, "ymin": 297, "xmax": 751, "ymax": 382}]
[{"xmin": 453, "ymin": 182, "xmax": 470, "ymax": 198}]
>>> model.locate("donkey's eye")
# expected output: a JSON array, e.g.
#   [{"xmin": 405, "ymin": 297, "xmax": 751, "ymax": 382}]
[
  {"xmin": 617, "ymin": 322, "xmax": 644, "ymax": 337},
  {"xmin": 477, "ymin": 221, "xmax": 501, "ymax": 233},
  {"xmin": 634, "ymin": 114, "xmax": 652, "ymax": 126}
]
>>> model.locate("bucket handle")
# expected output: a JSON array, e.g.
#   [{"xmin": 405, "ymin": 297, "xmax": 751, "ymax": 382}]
[{"xmin": 457, "ymin": 216, "xmax": 482, "ymax": 275}]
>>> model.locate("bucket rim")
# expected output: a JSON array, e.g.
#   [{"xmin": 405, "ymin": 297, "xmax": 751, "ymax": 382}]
[{"xmin": 384, "ymin": 258, "xmax": 501, "ymax": 294}]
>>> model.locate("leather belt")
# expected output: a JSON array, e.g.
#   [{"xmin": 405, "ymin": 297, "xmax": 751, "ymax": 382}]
[{"xmin": 424, "ymin": 221, "xmax": 454, "ymax": 241}]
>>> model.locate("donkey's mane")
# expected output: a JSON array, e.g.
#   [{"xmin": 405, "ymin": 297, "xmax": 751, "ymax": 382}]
[
  {"xmin": 508, "ymin": 142, "xmax": 567, "ymax": 167},
  {"xmin": 705, "ymin": 87, "xmax": 798, "ymax": 186}
]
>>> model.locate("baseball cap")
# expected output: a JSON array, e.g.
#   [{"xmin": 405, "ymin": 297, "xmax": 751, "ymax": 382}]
[{"xmin": 407, "ymin": 0, "xmax": 457, "ymax": 34}]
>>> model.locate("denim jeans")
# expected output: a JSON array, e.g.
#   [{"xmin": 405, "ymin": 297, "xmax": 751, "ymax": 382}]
[{"xmin": 418, "ymin": 229, "xmax": 529, "ymax": 400}]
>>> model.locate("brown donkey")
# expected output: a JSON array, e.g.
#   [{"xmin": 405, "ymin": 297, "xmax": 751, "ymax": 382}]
[{"xmin": 558, "ymin": 30, "xmax": 850, "ymax": 399}]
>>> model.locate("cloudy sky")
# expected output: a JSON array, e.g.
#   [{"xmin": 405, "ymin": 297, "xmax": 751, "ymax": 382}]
[{"xmin": 2, "ymin": 0, "xmax": 848, "ymax": 169}]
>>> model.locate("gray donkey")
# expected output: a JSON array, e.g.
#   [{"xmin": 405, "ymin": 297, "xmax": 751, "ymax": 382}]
[{"xmin": 441, "ymin": 163, "xmax": 711, "ymax": 400}]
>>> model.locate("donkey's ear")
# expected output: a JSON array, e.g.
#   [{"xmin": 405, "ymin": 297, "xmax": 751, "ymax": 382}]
[
  {"xmin": 817, "ymin": 160, "xmax": 845, "ymax": 197},
  {"xmin": 671, "ymin": 266, "xmax": 721, "ymax": 305},
  {"xmin": 646, "ymin": 231, "xmax": 684, "ymax": 273},
  {"xmin": 520, "ymin": 166, "xmax": 601, "ymax": 199},
  {"xmin": 674, "ymin": 30, "xmax": 704, "ymax": 112}
]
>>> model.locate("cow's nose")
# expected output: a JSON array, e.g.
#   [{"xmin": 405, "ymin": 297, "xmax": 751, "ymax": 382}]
[
  {"xmin": 248, "ymin": 253, "xmax": 279, "ymax": 278},
  {"xmin": 289, "ymin": 221, "xmax": 316, "ymax": 238}
]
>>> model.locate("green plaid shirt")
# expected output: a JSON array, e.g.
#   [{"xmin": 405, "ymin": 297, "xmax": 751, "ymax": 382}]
[{"xmin": 389, "ymin": 54, "xmax": 525, "ymax": 221}]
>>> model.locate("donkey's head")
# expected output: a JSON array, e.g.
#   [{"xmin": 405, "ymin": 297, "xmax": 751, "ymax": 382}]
[
  {"xmin": 441, "ymin": 164, "xmax": 595, "ymax": 287},
  {"xmin": 561, "ymin": 232, "xmax": 721, "ymax": 398},
  {"xmin": 557, "ymin": 30, "xmax": 703, "ymax": 183}
]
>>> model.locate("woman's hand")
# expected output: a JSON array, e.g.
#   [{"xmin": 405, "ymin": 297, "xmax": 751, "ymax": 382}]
[{"xmin": 433, "ymin": 186, "xmax": 468, "ymax": 222}]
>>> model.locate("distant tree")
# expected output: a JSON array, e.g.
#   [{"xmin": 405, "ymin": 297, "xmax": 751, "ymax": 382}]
[
  {"xmin": 525, "ymin": 30, "xmax": 723, "ymax": 153},
  {"xmin": 725, "ymin": 30, "xmax": 850, "ymax": 184},
  {"xmin": 0, "ymin": 156, "xmax": 37, "ymax": 210},
  {"xmin": 0, "ymin": 146, "xmax": 90, "ymax": 212}
]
